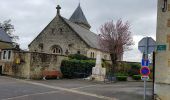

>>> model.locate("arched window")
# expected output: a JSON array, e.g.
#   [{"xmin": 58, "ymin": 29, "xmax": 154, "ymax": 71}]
[
  {"xmin": 38, "ymin": 43, "xmax": 43, "ymax": 52},
  {"xmin": 51, "ymin": 45, "xmax": 62, "ymax": 54}
]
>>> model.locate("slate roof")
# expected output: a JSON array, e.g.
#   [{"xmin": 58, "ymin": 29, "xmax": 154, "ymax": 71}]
[
  {"xmin": 0, "ymin": 27, "xmax": 12, "ymax": 43},
  {"xmin": 62, "ymin": 17, "xmax": 100, "ymax": 50},
  {"xmin": 69, "ymin": 4, "xmax": 91, "ymax": 29}
]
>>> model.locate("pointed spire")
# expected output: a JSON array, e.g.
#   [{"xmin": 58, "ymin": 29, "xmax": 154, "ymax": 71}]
[{"xmin": 69, "ymin": 4, "xmax": 91, "ymax": 30}]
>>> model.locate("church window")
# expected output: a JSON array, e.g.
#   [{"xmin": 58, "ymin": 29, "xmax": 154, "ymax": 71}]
[
  {"xmin": 39, "ymin": 43, "xmax": 44, "ymax": 52},
  {"xmin": 77, "ymin": 51, "xmax": 80, "ymax": 54},
  {"xmin": 51, "ymin": 28, "xmax": 55, "ymax": 34},
  {"xmin": 90, "ymin": 52, "xmax": 95, "ymax": 58},
  {"xmin": 59, "ymin": 28, "xmax": 63, "ymax": 34},
  {"xmin": 90, "ymin": 52, "xmax": 93, "ymax": 58},
  {"xmin": 51, "ymin": 45, "xmax": 62, "ymax": 54},
  {"xmin": 65, "ymin": 49, "xmax": 69, "ymax": 55}
]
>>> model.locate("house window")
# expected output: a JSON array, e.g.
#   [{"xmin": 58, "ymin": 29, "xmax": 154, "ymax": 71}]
[
  {"xmin": 2, "ymin": 50, "xmax": 12, "ymax": 60},
  {"xmin": 3, "ymin": 51, "xmax": 6, "ymax": 59},
  {"xmin": 8, "ymin": 51, "xmax": 11, "ymax": 59},
  {"xmin": 162, "ymin": 0, "xmax": 167, "ymax": 12},
  {"xmin": 51, "ymin": 45, "xmax": 62, "ymax": 54}
]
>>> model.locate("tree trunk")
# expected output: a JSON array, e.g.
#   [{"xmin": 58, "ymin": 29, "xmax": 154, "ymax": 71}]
[{"xmin": 110, "ymin": 53, "xmax": 118, "ymax": 75}]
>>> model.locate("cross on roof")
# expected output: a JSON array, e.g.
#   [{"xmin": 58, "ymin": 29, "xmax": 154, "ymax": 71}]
[{"xmin": 56, "ymin": 5, "xmax": 61, "ymax": 15}]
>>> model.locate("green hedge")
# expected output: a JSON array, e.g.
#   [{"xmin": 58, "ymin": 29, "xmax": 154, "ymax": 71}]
[
  {"xmin": 128, "ymin": 63, "xmax": 141, "ymax": 76},
  {"xmin": 60, "ymin": 59, "xmax": 95, "ymax": 78},
  {"xmin": 132, "ymin": 75, "xmax": 141, "ymax": 80},
  {"xmin": 116, "ymin": 76, "xmax": 128, "ymax": 81},
  {"xmin": 68, "ymin": 54, "xmax": 89, "ymax": 60}
]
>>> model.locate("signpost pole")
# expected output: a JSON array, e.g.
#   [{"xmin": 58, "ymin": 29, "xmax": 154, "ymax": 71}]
[
  {"xmin": 138, "ymin": 37, "xmax": 156, "ymax": 100},
  {"xmin": 144, "ymin": 79, "xmax": 146, "ymax": 100}
]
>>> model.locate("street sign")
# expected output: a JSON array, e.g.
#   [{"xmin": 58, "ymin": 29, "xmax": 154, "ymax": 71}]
[
  {"xmin": 141, "ymin": 59, "xmax": 149, "ymax": 67},
  {"xmin": 157, "ymin": 45, "xmax": 166, "ymax": 51},
  {"xmin": 140, "ymin": 67, "xmax": 150, "ymax": 76},
  {"xmin": 138, "ymin": 37, "xmax": 156, "ymax": 54},
  {"xmin": 141, "ymin": 76, "xmax": 149, "ymax": 81}
]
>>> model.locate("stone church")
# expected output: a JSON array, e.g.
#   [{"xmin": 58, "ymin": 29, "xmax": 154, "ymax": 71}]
[{"xmin": 28, "ymin": 4, "xmax": 111, "ymax": 60}]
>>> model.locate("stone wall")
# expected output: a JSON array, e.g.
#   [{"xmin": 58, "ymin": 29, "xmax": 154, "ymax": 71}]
[
  {"xmin": 29, "ymin": 52, "xmax": 67, "ymax": 79},
  {"xmin": 0, "ymin": 50, "xmax": 67, "ymax": 79}
]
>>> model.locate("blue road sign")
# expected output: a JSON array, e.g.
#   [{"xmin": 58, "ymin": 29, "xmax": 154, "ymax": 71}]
[
  {"xmin": 140, "ymin": 67, "xmax": 150, "ymax": 76},
  {"xmin": 141, "ymin": 59, "xmax": 149, "ymax": 67}
]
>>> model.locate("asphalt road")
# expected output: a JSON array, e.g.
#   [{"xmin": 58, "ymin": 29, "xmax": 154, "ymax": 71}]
[{"xmin": 0, "ymin": 76, "xmax": 153, "ymax": 100}]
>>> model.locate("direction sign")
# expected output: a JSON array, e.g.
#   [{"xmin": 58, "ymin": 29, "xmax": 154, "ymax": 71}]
[
  {"xmin": 141, "ymin": 59, "xmax": 149, "ymax": 67},
  {"xmin": 138, "ymin": 37, "xmax": 156, "ymax": 54},
  {"xmin": 140, "ymin": 67, "xmax": 150, "ymax": 76}
]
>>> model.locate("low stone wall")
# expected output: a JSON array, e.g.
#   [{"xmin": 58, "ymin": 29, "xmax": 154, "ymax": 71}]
[
  {"xmin": 29, "ymin": 52, "xmax": 67, "ymax": 79},
  {"xmin": 1, "ymin": 51, "xmax": 67, "ymax": 79}
]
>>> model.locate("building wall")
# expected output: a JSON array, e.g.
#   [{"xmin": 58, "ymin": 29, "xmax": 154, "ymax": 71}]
[
  {"xmin": 87, "ymin": 48, "xmax": 111, "ymax": 60},
  {"xmin": 0, "ymin": 51, "xmax": 30, "ymax": 78},
  {"xmin": 156, "ymin": 0, "xmax": 170, "ymax": 99},
  {"xmin": 29, "ymin": 15, "xmax": 88, "ymax": 56}
]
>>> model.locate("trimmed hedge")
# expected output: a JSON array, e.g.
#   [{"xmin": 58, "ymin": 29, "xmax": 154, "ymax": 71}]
[
  {"xmin": 132, "ymin": 75, "xmax": 141, "ymax": 80},
  {"xmin": 68, "ymin": 54, "xmax": 89, "ymax": 60},
  {"xmin": 128, "ymin": 63, "xmax": 141, "ymax": 76},
  {"xmin": 116, "ymin": 76, "xmax": 128, "ymax": 81},
  {"xmin": 60, "ymin": 59, "xmax": 95, "ymax": 78}
]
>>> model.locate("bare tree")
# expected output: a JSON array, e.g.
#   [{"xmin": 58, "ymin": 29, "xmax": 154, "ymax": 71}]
[
  {"xmin": 0, "ymin": 19, "xmax": 19, "ymax": 42},
  {"xmin": 99, "ymin": 19, "xmax": 134, "ymax": 73}
]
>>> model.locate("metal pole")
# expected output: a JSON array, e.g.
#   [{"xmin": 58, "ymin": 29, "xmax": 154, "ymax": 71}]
[
  {"xmin": 152, "ymin": 52, "xmax": 155, "ymax": 99},
  {"xmin": 144, "ymin": 79, "xmax": 146, "ymax": 100}
]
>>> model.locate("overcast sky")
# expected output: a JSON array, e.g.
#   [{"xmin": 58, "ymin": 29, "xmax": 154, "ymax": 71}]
[{"xmin": 0, "ymin": 0, "xmax": 157, "ymax": 62}]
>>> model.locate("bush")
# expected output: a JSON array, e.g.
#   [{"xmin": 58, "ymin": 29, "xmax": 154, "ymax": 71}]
[
  {"xmin": 60, "ymin": 59, "xmax": 95, "ymax": 78},
  {"xmin": 132, "ymin": 75, "xmax": 141, "ymax": 80},
  {"xmin": 128, "ymin": 63, "xmax": 141, "ymax": 76},
  {"xmin": 68, "ymin": 54, "xmax": 89, "ymax": 60},
  {"xmin": 115, "ymin": 72, "xmax": 128, "ymax": 76},
  {"xmin": 116, "ymin": 76, "xmax": 128, "ymax": 81}
]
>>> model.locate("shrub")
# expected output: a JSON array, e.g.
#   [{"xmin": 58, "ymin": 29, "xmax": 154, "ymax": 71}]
[
  {"xmin": 60, "ymin": 59, "xmax": 95, "ymax": 78},
  {"xmin": 68, "ymin": 54, "xmax": 89, "ymax": 60},
  {"xmin": 128, "ymin": 63, "xmax": 141, "ymax": 76},
  {"xmin": 116, "ymin": 76, "xmax": 128, "ymax": 81},
  {"xmin": 115, "ymin": 72, "xmax": 128, "ymax": 76},
  {"xmin": 132, "ymin": 75, "xmax": 141, "ymax": 80}
]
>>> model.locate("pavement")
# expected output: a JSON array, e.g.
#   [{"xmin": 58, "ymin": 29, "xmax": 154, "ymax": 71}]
[{"xmin": 0, "ymin": 76, "xmax": 153, "ymax": 100}]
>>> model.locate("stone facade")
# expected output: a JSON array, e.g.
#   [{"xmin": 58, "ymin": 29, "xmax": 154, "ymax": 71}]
[
  {"xmin": 156, "ymin": 0, "xmax": 170, "ymax": 99},
  {"xmin": 29, "ymin": 16, "xmax": 88, "ymax": 56}
]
